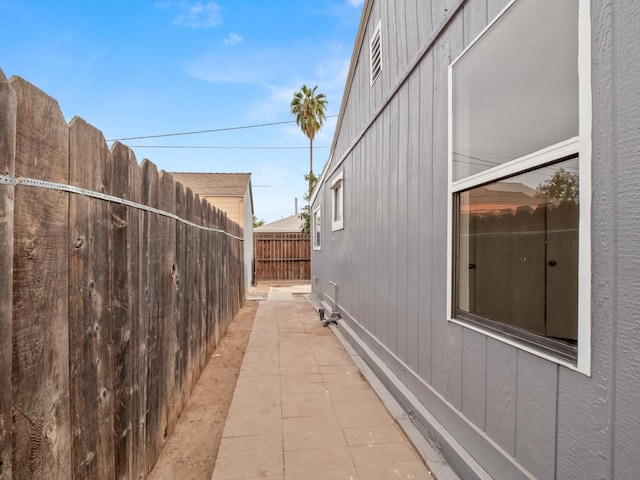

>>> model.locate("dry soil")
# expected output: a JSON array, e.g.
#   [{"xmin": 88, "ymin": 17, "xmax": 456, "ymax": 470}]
[{"xmin": 148, "ymin": 299, "xmax": 258, "ymax": 480}]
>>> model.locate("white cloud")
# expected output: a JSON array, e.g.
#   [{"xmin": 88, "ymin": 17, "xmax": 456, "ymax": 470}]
[
  {"xmin": 223, "ymin": 32, "xmax": 243, "ymax": 46},
  {"xmin": 173, "ymin": 1, "xmax": 222, "ymax": 28},
  {"xmin": 348, "ymin": 0, "xmax": 365, "ymax": 7}
]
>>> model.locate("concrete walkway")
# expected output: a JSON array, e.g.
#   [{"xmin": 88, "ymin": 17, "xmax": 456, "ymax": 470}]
[{"xmin": 211, "ymin": 284, "xmax": 434, "ymax": 480}]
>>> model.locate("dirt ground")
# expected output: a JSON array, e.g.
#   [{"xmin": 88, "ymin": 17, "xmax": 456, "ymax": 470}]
[{"xmin": 148, "ymin": 299, "xmax": 259, "ymax": 480}]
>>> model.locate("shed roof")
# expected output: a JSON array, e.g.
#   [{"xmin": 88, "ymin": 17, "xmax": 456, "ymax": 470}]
[
  {"xmin": 169, "ymin": 172, "xmax": 251, "ymax": 197},
  {"xmin": 254, "ymin": 214, "xmax": 304, "ymax": 233}
]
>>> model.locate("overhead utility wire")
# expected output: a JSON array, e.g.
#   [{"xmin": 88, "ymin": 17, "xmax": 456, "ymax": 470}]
[
  {"xmin": 108, "ymin": 115, "xmax": 338, "ymax": 142},
  {"xmin": 126, "ymin": 145, "xmax": 329, "ymax": 149}
]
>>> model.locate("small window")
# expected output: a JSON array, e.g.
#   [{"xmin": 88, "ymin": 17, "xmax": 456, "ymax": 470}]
[
  {"xmin": 448, "ymin": 0, "xmax": 591, "ymax": 373},
  {"xmin": 313, "ymin": 206, "xmax": 322, "ymax": 250},
  {"xmin": 331, "ymin": 172, "xmax": 344, "ymax": 231},
  {"xmin": 370, "ymin": 20, "xmax": 382, "ymax": 86}
]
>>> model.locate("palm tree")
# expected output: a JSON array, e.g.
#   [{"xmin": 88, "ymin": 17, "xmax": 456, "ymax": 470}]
[{"xmin": 290, "ymin": 85, "xmax": 327, "ymax": 198}]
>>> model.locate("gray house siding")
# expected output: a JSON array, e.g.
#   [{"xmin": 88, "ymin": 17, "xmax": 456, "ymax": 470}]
[{"xmin": 312, "ymin": 0, "xmax": 640, "ymax": 478}]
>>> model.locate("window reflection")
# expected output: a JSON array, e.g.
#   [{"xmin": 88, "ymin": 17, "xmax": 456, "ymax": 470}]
[
  {"xmin": 452, "ymin": 0, "xmax": 579, "ymax": 181},
  {"xmin": 314, "ymin": 210, "xmax": 321, "ymax": 248},
  {"xmin": 456, "ymin": 158, "xmax": 579, "ymax": 343}
]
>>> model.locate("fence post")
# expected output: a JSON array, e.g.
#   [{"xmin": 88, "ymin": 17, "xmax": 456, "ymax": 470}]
[{"xmin": 0, "ymin": 68, "xmax": 16, "ymax": 480}]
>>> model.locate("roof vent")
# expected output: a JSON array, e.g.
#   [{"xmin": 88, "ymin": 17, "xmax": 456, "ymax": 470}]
[{"xmin": 370, "ymin": 20, "xmax": 382, "ymax": 86}]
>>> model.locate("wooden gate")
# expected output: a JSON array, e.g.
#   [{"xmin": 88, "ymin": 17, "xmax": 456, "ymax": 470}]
[{"xmin": 254, "ymin": 232, "xmax": 310, "ymax": 281}]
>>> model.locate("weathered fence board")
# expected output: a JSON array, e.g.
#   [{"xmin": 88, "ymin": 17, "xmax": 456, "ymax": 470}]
[
  {"xmin": 0, "ymin": 69, "xmax": 16, "ymax": 480},
  {"xmin": 158, "ymin": 171, "xmax": 178, "ymax": 441},
  {"xmin": 212, "ymin": 208, "xmax": 222, "ymax": 347},
  {"xmin": 174, "ymin": 182, "xmax": 188, "ymax": 416},
  {"xmin": 1, "ymin": 72, "xmax": 245, "ymax": 479},
  {"xmin": 11, "ymin": 76, "xmax": 72, "ymax": 480},
  {"xmin": 142, "ymin": 159, "xmax": 162, "ymax": 472},
  {"xmin": 254, "ymin": 232, "xmax": 311, "ymax": 281},
  {"xmin": 69, "ymin": 117, "xmax": 115, "ymax": 480},
  {"xmin": 128, "ymin": 157, "xmax": 145, "ymax": 480},
  {"xmin": 110, "ymin": 141, "xmax": 135, "ymax": 480},
  {"xmin": 185, "ymin": 188, "xmax": 197, "ymax": 398}
]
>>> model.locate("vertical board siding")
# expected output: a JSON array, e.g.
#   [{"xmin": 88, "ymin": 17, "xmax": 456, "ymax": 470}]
[
  {"xmin": 485, "ymin": 339, "xmax": 517, "ymax": 455},
  {"xmin": 0, "ymin": 72, "xmax": 244, "ymax": 479},
  {"xmin": 487, "ymin": 0, "xmax": 510, "ymax": 23},
  {"xmin": 380, "ymin": 110, "xmax": 391, "ymax": 346},
  {"xmin": 0, "ymin": 70, "xmax": 15, "ymax": 480},
  {"xmin": 388, "ymin": 96, "xmax": 399, "ymax": 354},
  {"xmin": 556, "ymin": 368, "xmax": 611, "ymax": 479},
  {"xmin": 515, "ymin": 352, "xmax": 558, "ymax": 480},
  {"xmin": 405, "ymin": 70, "xmax": 420, "ymax": 373},
  {"xmin": 11, "ymin": 76, "xmax": 72, "ymax": 480},
  {"xmin": 612, "ymin": 1, "xmax": 640, "ymax": 477},
  {"xmin": 312, "ymin": 0, "xmax": 640, "ymax": 478},
  {"xmin": 254, "ymin": 233, "xmax": 310, "ymax": 281},
  {"xmin": 429, "ymin": 14, "xmax": 453, "ymax": 396},
  {"xmin": 446, "ymin": 324, "xmax": 463, "ymax": 409},
  {"xmin": 405, "ymin": 0, "xmax": 420, "ymax": 64},
  {"xmin": 383, "ymin": 1, "xmax": 396, "ymax": 91},
  {"xmin": 567, "ymin": 1, "xmax": 617, "ymax": 478},
  {"xmin": 416, "ymin": 0, "xmax": 435, "ymax": 47},
  {"xmin": 397, "ymin": 84, "xmax": 409, "ymax": 364},
  {"xmin": 461, "ymin": 329, "xmax": 487, "ymax": 430},
  {"xmin": 463, "ymin": 0, "xmax": 488, "ymax": 47},
  {"xmin": 417, "ymin": 53, "xmax": 434, "ymax": 383}
]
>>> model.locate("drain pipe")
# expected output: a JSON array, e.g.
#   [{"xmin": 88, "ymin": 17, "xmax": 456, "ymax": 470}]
[{"xmin": 319, "ymin": 281, "xmax": 341, "ymax": 326}]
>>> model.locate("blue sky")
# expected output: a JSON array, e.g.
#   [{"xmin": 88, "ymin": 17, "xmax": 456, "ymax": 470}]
[{"xmin": 0, "ymin": 0, "xmax": 363, "ymax": 223}]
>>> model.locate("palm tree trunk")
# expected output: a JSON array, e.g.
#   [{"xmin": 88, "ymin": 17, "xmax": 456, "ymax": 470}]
[{"xmin": 309, "ymin": 137, "xmax": 313, "ymax": 199}]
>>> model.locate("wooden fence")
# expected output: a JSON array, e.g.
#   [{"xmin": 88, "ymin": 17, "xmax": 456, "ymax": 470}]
[
  {"xmin": 0, "ymin": 71, "xmax": 245, "ymax": 479},
  {"xmin": 254, "ymin": 232, "xmax": 310, "ymax": 281}
]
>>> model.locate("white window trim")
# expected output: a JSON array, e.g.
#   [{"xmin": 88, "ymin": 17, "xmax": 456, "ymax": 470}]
[
  {"xmin": 446, "ymin": 0, "xmax": 592, "ymax": 376},
  {"xmin": 370, "ymin": 20, "xmax": 382, "ymax": 86},
  {"xmin": 331, "ymin": 171, "xmax": 344, "ymax": 231},
  {"xmin": 313, "ymin": 205, "xmax": 322, "ymax": 250}
]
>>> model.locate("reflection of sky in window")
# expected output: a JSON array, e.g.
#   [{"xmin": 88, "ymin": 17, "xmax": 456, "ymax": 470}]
[{"xmin": 453, "ymin": 0, "xmax": 579, "ymax": 181}]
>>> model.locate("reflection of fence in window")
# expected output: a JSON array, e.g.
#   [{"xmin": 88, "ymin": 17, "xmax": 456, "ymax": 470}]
[{"xmin": 458, "ymin": 202, "xmax": 578, "ymax": 343}]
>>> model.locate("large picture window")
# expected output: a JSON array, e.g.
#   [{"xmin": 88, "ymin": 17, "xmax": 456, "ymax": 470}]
[{"xmin": 448, "ymin": 0, "xmax": 591, "ymax": 373}]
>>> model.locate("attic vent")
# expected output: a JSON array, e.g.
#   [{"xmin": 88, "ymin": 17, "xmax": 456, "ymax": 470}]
[{"xmin": 370, "ymin": 21, "xmax": 382, "ymax": 86}]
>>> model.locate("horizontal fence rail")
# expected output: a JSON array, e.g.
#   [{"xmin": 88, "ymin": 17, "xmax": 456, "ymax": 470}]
[
  {"xmin": 0, "ymin": 70, "xmax": 245, "ymax": 480},
  {"xmin": 0, "ymin": 174, "xmax": 245, "ymax": 240}
]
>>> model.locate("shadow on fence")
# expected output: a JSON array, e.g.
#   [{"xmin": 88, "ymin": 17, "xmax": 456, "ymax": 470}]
[{"xmin": 0, "ymin": 70, "xmax": 245, "ymax": 479}]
